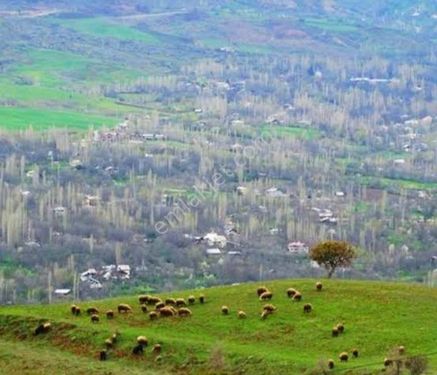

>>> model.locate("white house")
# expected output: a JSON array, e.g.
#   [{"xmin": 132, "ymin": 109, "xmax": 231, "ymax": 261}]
[
  {"xmin": 80, "ymin": 268, "xmax": 97, "ymax": 282},
  {"xmin": 204, "ymin": 232, "xmax": 227, "ymax": 248},
  {"xmin": 54, "ymin": 289, "xmax": 71, "ymax": 296},
  {"xmin": 287, "ymin": 241, "xmax": 309, "ymax": 254},
  {"xmin": 206, "ymin": 248, "xmax": 222, "ymax": 256}
]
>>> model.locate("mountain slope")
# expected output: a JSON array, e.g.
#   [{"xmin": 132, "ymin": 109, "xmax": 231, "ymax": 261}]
[{"xmin": 0, "ymin": 279, "xmax": 436, "ymax": 374}]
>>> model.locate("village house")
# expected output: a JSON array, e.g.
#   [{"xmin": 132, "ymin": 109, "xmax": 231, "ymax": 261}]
[
  {"xmin": 265, "ymin": 187, "xmax": 287, "ymax": 198},
  {"xmin": 54, "ymin": 289, "xmax": 71, "ymax": 297},
  {"xmin": 203, "ymin": 232, "xmax": 227, "ymax": 248},
  {"xmin": 236, "ymin": 186, "xmax": 248, "ymax": 196},
  {"xmin": 287, "ymin": 241, "xmax": 309, "ymax": 254},
  {"xmin": 206, "ymin": 248, "xmax": 222, "ymax": 256},
  {"xmin": 53, "ymin": 206, "xmax": 66, "ymax": 215},
  {"xmin": 84, "ymin": 195, "xmax": 99, "ymax": 207},
  {"xmin": 102, "ymin": 265, "xmax": 131, "ymax": 280},
  {"xmin": 227, "ymin": 251, "xmax": 242, "ymax": 256}
]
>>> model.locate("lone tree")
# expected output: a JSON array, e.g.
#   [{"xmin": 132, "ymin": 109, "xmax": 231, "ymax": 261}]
[{"xmin": 309, "ymin": 240, "xmax": 356, "ymax": 278}]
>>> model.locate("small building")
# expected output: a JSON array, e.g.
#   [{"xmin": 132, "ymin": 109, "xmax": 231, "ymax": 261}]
[
  {"xmin": 84, "ymin": 195, "xmax": 99, "ymax": 207},
  {"xmin": 287, "ymin": 241, "xmax": 309, "ymax": 254},
  {"xmin": 24, "ymin": 241, "xmax": 41, "ymax": 248},
  {"xmin": 80, "ymin": 268, "xmax": 97, "ymax": 282},
  {"xmin": 53, "ymin": 206, "xmax": 66, "ymax": 215},
  {"xmin": 228, "ymin": 251, "xmax": 242, "ymax": 256},
  {"xmin": 89, "ymin": 280, "xmax": 103, "ymax": 289},
  {"xmin": 204, "ymin": 232, "xmax": 227, "ymax": 248},
  {"xmin": 117, "ymin": 265, "xmax": 131, "ymax": 279},
  {"xmin": 69, "ymin": 159, "xmax": 83, "ymax": 169},
  {"xmin": 266, "ymin": 187, "xmax": 287, "ymax": 198},
  {"xmin": 230, "ymin": 143, "xmax": 243, "ymax": 153},
  {"xmin": 393, "ymin": 159, "xmax": 406, "ymax": 165},
  {"xmin": 206, "ymin": 248, "xmax": 222, "ymax": 256},
  {"xmin": 54, "ymin": 289, "xmax": 71, "ymax": 297},
  {"xmin": 236, "ymin": 186, "xmax": 247, "ymax": 196}
]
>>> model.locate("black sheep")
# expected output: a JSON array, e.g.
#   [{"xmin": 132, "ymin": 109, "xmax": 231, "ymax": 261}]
[
  {"xmin": 132, "ymin": 344, "xmax": 144, "ymax": 355},
  {"xmin": 99, "ymin": 350, "xmax": 107, "ymax": 361}
]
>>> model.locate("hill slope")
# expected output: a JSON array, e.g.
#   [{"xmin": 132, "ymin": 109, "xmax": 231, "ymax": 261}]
[{"xmin": 0, "ymin": 279, "xmax": 436, "ymax": 374}]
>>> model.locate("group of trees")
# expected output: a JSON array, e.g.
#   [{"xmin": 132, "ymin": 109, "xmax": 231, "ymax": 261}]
[{"xmin": 0, "ymin": 0, "xmax": 436, "ymax": 303}]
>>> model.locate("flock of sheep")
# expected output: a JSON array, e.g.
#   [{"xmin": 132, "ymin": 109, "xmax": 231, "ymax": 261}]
[
  {"xmin": 66, "ymin": 294, "xmax": 204, "ymax": 360},
  {"xmin": 32, "ymin": 281, "xmax": 406, "ymax": 370}
]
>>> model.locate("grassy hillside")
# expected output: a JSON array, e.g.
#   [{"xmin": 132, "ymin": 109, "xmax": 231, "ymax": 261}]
[{"xmin": 0, "ymin": 279, "xmax": 436, "ymax": 374}]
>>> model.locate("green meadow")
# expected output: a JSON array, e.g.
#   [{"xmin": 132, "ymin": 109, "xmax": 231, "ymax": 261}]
[
  {"xmin": 61, "ymin": 17, "xmax": 161, "ymax": 44},
  {"xmin": 0, "ymin": 107, "xmax": 117, "ymax": 131},
  {"xmin": 0, "ymin": 279, "xmax": 436, "ymax": 374}
]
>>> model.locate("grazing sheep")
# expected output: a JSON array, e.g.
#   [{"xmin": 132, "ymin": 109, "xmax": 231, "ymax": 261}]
[
  {"xmin": 71, "ymin": 305, "xmax": 77, "ymax": 315},
  {"xmin": 292, "ymin": 292, "xmax": 302, "ymax": 301},
  {"xmin": 160, "ymin": 306, "xmax": 175, "ymax": 317},
  {"xmin": 99, "ymin": 350, "xmax": 107, "ymax": 361},
  {"xmin": 257, "ymin": 286, "xmax": 268, "ymax": 297},
  {"xmin": 86, "ymin": 307, "xmax": 99, "ymax": 315},
  {"xmin": 117, "ymin": 304, "xmax": 132, "ymax": 314},
  {"xmin": 287, "ymin": 288, "xmax": 297, "ymax": 298},
  {"xmin": 178, "ymin": 307, "xmax": 192, "ymax": 317},
  {"xmin": 138, "ymin": 295, "xmax": 150, "ymax": 304},
  {"xmin": 34, "ymin": 322, "xmax": 51, "ymax": 335},
  {"xmin": 261, "ymin": 310, "xmax": 271, "ymax": 320},
  {"xmin": 221, "ymin": 306, "xmax": 229, "ymax": 315},
  {"xmin": 199, "ymin": 295, "xmax": 205, "ymax": 304},
  {"xmin": 149, "ymin": 311, "xmax": 158, "ymax": 320},
  {"xmin": 155, "ymin": 302, "xmax": 165, "ymax": 311},
  {"xmin": 74, "ymin": 307, "xmax": 81, "ymax": 316},
  {"xmin": 384, "ymin": 358, "xmax": 393, "ymax": 367},
  {"xmin": 35, "ymin": 323, "xmax": 46, "ymax": 335},
  {"xmin": 111, "ymin": 333, "xmax": 118, "ymax": 344},
  {"xmin": 105, "ymin": 339, "xmax": 113, "ymax": 349},
  {"xmin": 238, "ymin": 311, "xmax": 247, "ymax": 319},
  {"xmin": 91, "ymin": 314, "xmax": 100, "ymax": 323},
  {"xmin": 152, "ymin": 344, "xmax": 162, "ymax": 355},
  {"xmin": 137, "ymin": 336, "xmax": 148, "ymax": 346},
  {"xmin": 352, "ymin": 349, "xmax": 359, "ymax": 358},
  {"xmin": 316, "ymin": 282, "xmax": 323, "ymax": 291},
  {"xmin": 339, "ymin": 352, "xmax": 349, "ymax": 362},
  {"xmin": 398, "ymin": 346, "xmax": 405, "ymax": 355},
  {"xmin": 303, "ymin": 303, "xmax": 312, "ymax": 313},
  {"xmin": 148, "ymin": 296, "xmax": 162, "ymax": 305},
  {"xmin": 263, "ymin": 304, "xmax": 276, "ymax": 313},
  {"xmin": 188, "ymin": 295, "xmax": 196, "ymax": 305},
  {"xmin": 328, "ymin": 359, "xmax": 334, "ymax": 369},
  {"xmin": 336, "ymin": 323, "xmax": 345, "ymax": 334},
  {"xmin": 165, "ymin": 298, "xmax": 176, "ymax": 306},
  {"xmin": 332, "ymin": 327, "xmax": 339, "ymax": 337},
  {"xmin": 141, "ymin": 304, "xmax": 148, "ymax": 313},
  {"xmin": 106, "ymin": 310, "xmax": 114, "ymax": 319},
  {"xmin": 132, "ymin": 344, "xmax": 144, "ymax": 355},
  {"xmin": 259, "ymin": 291, "xmax": 273, "ymax": 301},
  {"xmin": 176, "ymin": 298, "xmax": 186, "ymax": 307}
]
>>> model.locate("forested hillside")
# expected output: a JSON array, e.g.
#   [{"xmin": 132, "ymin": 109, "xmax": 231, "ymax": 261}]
[{"xmin": 0, "ymin": 0, "xmax": 436, "ymax": 303}]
